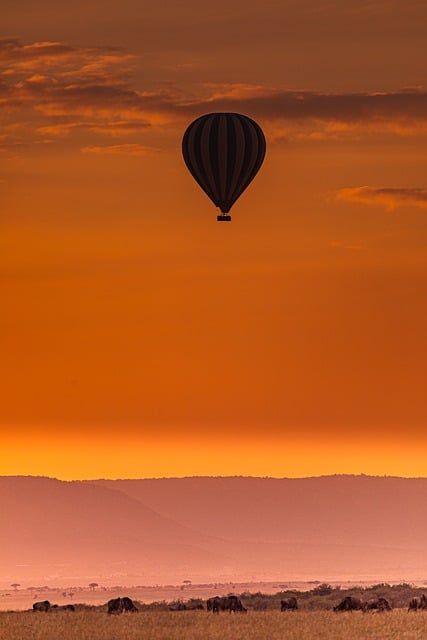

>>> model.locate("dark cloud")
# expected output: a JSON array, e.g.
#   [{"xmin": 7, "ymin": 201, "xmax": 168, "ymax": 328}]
[
  {"xmin": 201, "ymin": 87, "xmax": 427, "ymax": 122},
  {"xmin": 0, "ymin": 39, "xmax": 156, "ymax": 149},
  {"xmin": 3, "ymin": 39, "xmax": 427, "ymax": 153},
  {"xmin": 176, "ymin": 85, "xmax": 427, "ymax": 140},
  {"xmin": 0, "ymin": 38, "xmax": 129, "ymax": 66},
  {"xmin": 0, "ymin": 38, "xmax": 75, "ymax": 59}
]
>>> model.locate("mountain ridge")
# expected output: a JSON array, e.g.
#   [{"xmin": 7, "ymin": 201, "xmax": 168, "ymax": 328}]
[{"xmin": 2, "ymin": 475, "xmax": 426, "ymax": 585}]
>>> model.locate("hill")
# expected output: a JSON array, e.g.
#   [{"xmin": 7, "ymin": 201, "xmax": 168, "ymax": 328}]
[
  {"xmin": 1, "ymin": 475, "xmax": 426, "ymax": 585},
  {"xmin": 94, "ymin": 476, "xmax": 427, "ymax": 582},
  {"xmin": 0, "ymin": 476, "xmax": 232, "ymax": 586}
]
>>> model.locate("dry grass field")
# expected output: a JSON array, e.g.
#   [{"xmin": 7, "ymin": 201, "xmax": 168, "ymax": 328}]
[{"xmin": 1, "ymin": 609, "xmax": 427, "ymax": 640}]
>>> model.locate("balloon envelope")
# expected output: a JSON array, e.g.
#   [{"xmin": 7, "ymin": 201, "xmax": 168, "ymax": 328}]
[{"xmin": 182, "ymin": 112, "xmax": 266, "ymax": 219}]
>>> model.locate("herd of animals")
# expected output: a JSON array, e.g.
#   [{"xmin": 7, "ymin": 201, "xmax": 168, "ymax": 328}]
[{"xmin": 31, "ymin": 593, "xmax": 427, "ymax": 614}]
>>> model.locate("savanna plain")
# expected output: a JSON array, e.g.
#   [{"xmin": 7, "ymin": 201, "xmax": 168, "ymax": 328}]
[{"xmin": 1, "ymin": 609, "xmax": 427, "ymax": 640}]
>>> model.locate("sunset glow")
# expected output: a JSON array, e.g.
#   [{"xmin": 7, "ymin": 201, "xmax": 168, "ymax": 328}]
[
  {"xmin": 2, "ymin": 0, "xmax": 427, "ymax": 480},
  {"xmin": 2, "ymin": 433, "xmax": 427, "ymax": 480}
]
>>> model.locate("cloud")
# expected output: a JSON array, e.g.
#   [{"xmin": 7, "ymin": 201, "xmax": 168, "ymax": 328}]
[
  {"xmin": 202, "ymin": 83, "xmax": 279, "ymax": 102},
  {"xmin": 37, "ymin": 121, "xmax": 151, "ymax": 137},
  {"xmin": 4, "ymin": 39, "xmax": 427, "ymax": 155},
  {"xmin": 336, "ymin": 187, "xmax": 427, "ymax": 210},
  {"xmin": 182, "ymin": 84, "xmax": 427, "ymax": 140},
  {"xmin": 0, "ymin": 39, "xmax": 167, "ymax": 150},
  {"xmin": 81, "ymin": 143, "xmax": 158, "ymax": 156},
  {"xmin": 0, "ymin": 39, "xmax": 76, "ymax": 63},
  {"xmin": 0, "ymin": 38, "xmax": 134, "ymax": 78}
]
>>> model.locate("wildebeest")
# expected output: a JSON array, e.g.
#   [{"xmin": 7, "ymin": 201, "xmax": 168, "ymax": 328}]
[
  {"xmin": 363, "ymin": 597, "xmax": 392, "ymax": 612},
  {"xmin": 408, "ymin": 595, "xmax": 427, "ymax": 611},
  {"xmin": 208, "ymin": 595, "xmax": 245, "ymax": 613},
  {"xmin": 333, "ymin": 596, "xmax": 364, "ymax": 612},
  {"xmin": 280, "ymin": 597, "xmax": 298, "ymax": 611},
  {"xmin": 33, "ymin": 600, "xmax": 51, "ymax": 612},
  {"xmin": 107, "ymin": 597, "xmax": 138, "ymax": 614}
]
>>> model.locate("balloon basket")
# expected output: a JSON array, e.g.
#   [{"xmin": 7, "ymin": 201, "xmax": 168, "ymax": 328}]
[{"xmin": 217, "ymin": 215, "xmax": 232, "ymax": 222}]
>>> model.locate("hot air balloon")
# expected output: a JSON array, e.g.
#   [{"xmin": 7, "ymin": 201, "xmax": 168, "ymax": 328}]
[{"xmin": 182, "ymin": 112, "xmax": 266, "ymax": 221}]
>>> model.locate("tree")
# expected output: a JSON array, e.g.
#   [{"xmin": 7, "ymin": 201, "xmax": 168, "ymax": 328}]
[
  {"xmin": 10, "ymin": 584, "xmax": 20, "ymax": 591},
  {"xmin": 89, "ymin": 583, "xmax": 98, "ymax": 591}
]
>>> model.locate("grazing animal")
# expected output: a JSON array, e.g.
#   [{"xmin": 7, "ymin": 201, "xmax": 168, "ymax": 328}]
[
  {"xmin": 280, "ymin": 597, "xmax": 298, "ymax": 611},
  {"xmin": 333, "ymin": 596, "xmax": 364, "ymax": 612},
  {"xmin": 209, "ymin": 595, "xmax": 245, "ymax": 613},
  {"xmin": 363, "ymin": 597, "xmax": 392, "ymax": 612},
  {"xmin": 408, "ymin": 595, "xmax": 427, "ymax": 611},
  {"xmin": 107, "ymin": 597, "xmax": 122, "ymax": 614},
  {"xmin": 206, "ymin": 597, "xmax": 216, "ymax": 612},
  {"xmin": 33, "ymin": 600, "xmax": 51, "ymax": 612},
  {"xmin": 121, "ymin": 597, "xmax": 138, "ymax": 612},
  {"xmin": 107, "ymin": 597, "xmax": 138, "ymax": 614}
]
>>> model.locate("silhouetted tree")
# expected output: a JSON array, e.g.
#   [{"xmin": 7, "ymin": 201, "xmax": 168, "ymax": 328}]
[{"xmin": 10, "ymin": 584, "xmax": 20, "ymax": 591}]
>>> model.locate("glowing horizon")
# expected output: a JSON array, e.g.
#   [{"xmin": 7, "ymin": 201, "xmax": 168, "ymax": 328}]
[
  {"xmin": 3, "ymin": 1, "xmax": 427, "ymax": 479},
  {"xmin": 2, "ymin": 431, "xmax": 427, "ymax": 480}
]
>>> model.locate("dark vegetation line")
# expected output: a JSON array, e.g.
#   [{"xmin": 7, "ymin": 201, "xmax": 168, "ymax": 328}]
[
  {"xmin": 25, "ymin": 583, "xmax": 427, "ymax": 613},
  {"xmin": 139, "ymin": 584, "xmax": 427, "ymax": 612}
]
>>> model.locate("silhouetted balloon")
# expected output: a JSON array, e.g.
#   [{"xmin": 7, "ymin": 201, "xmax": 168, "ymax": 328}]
[{"xmin": 182, "ymin": 112, "xmax": 266, "ymax": 221}]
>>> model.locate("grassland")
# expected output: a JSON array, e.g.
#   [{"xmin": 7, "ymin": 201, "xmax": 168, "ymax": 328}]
[{"xmin": 1, "ymin": 609, "xmax": 427, "ymax": 640}]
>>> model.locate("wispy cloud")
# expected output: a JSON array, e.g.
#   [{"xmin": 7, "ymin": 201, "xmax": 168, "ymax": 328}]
[
  {"xmin": 0, "ymin": 39, "xmax": 159, "ymax": 151},
  {"xmin": 0, "ymin": 38, "xmax": 135, "ymax": 79},
  {"xmin": 336, "ymin": 186, "xmax": 427, "ymax": 210},
  {"xmin": 184, "ymin": 84, "xmax": 427, "ymax": 140},
  {"xmin": 3, "ymin": 39, "xmax": 427, "ymax": 155},
  {"xmin": 81, "ymin": 143, "xmax": 158, "ymax": 156},
  {"xmin": 37, "ymin": 121, "xmax": 151, "ymax": 137},
  {"xmin": 203, "ymin": 85, "xmax": 427, "ymax": 123}
]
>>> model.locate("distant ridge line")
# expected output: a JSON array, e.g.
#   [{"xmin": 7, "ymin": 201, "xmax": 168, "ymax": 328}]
[{"xmin": 1, "ymin": 473, "xmax": 426, "ymax": 481}]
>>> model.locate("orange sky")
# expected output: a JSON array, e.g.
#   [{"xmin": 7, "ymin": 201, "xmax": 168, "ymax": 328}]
[{"xmin": 2, "ymin": 0, "xmax": 427, "ymax": 478}]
